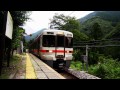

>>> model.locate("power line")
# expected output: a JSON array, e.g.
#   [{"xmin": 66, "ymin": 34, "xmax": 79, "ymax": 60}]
[{"xmin": 74, "ymin": 45, "xmax": 120, "ymax": 48}]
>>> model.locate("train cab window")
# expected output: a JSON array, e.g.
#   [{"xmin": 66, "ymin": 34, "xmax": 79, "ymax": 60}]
[
  {"xmin": 65, "ymin": 37, "xmax": 73, "ymax": 48},
  {"xmin": 56, "ymin": 35, "xmax": 64, "ymax": 47},
  {"xmin": 43, "ymin": 35, "xmax": 55, "ymax": 47}
]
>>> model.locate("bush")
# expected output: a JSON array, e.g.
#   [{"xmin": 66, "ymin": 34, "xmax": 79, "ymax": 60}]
[
  {"xmin": 88, "ymin": 56, "xmax": 120, "ymax": 79},
  {"xmin": 70, "ymin": 61, "xmax": 82, "ymax": 70},
  {"xmin": 73, "ymin": 49, "xmax": 82, "ymax": 61},
  {"xmin": 88, "ymin": 52, "xmax": 98, "ymax": 64}
]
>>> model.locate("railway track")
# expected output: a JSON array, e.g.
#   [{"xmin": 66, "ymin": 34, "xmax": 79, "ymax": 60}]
[{"xmin": 56, "ymin": 69, "xmax": 79, "ymax": 79}]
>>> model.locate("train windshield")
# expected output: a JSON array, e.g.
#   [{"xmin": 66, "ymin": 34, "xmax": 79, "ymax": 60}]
[
  {"xmin": 43, "ymin": 35, "xmax": 55, "ymax": 47},
  {"xmin": 42, "ymin": 35, "xmax": 73, "ymax": 48},
  {"xmin": 65, "ymin": 37, "xmax": 73, "ymax": 48},
  {"xmin": 57, "ymin": 35, "xmax": 64, "ymax": 47}
]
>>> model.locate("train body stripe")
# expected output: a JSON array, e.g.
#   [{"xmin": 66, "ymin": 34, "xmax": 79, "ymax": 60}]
[
  {"xmin": 40, "ymin": 50, "xmax": 47, "ymax": 52},
  {"xmin": 52, "ymin": 50, "xmax": 65, "ymax": 53},
  {"xmin": 39, "ymin": 49, "xmax": 73, "ymax": 53}
]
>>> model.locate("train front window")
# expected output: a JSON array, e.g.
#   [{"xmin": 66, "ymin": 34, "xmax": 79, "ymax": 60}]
[
  {"xmin": 43, "ymin": 35, "xmax": 55, "ymax": 47},
  {"xmin": 57, "ymin": 35, "xmax": 64, "ymax": 47},
  {"xmin": 65, "ymin": 37, "xmax": 73, "ymax": 48}
]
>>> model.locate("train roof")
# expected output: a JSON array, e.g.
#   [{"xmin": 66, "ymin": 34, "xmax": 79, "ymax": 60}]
[
  {"xmin": 39, "ymin": 29, "xmax": 73, "ymax": 35},
  {"xmin": 35, "ymin": 29, "xmax": 73, "ymax": 39},
  {"xmin": 30, "ymin": 29, "xmax": 73, "ymax": 46}
]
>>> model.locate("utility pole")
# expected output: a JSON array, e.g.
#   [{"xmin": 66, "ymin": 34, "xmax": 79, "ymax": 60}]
[
  {"xmin": 85, "ymin": 45, "xmax": 89, "ymax": 71},
  {"xmin": 86, "ymin": 45, "xmax": 88, "ymax": 59}
]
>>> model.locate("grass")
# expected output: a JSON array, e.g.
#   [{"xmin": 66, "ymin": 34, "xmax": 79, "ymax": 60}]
[{"xmin": 0, "ymin": 54, "xmax": 22, "ymax": 79}]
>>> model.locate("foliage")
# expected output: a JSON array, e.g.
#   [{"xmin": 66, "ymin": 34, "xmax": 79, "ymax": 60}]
[
  {"xmin": 50, "ymin": 13, "xmax": 81, "ymax": 31},
  {"xmin": 80, "ymin": 13, "xmax": 120, "ymax": 62},
  {"xmin": 10, "ymin": 11, "xmax": 30, "ymax": 46},
  {"xmin": 88, "ymin": 56, "xmax": 120, "ymax": 79},
  {"xmin": 71, "ymin": 54, "xmax": 120, "ymax": 79},
  {"xmin": 103, "ymin": 47, "xmax": 120, "ymax": 61},
  {"xmin": 0, "ymin": 11, "xmax": 31, "ymax": 49},
  {"xmin": 79, "ymin": 11, "xmax": 120, "ymax": 23},
  {"xmin": 88, "ymin": 51, "xmax": 100, "ymax": 65},
  {"xmin": 70, "ymin": 61, "xmax": 82, "ymax": 70},
  {"xmin": 71, "ymin": 11, "xmax": 120, "ymax": 79},
  {"xmin": 71, "ymin": 29, "xmax": 89, "ymax": 42},
  {"xmin": 81, "ymin": 17, "xmax": 114, "ymax": 39},
  {"xmin": 50, "ymin": 13, "xmax": 89, "ymax": 42},
  {"xmin": 105, "ymin": 22, "xmax": 120, "ymax": 39},
  {"xmin": 73, "ymin": 49, "xmax": 81, "ymax": 61},
  {"xmin": 12, "ymin": 27, "xmax": 25, "ymax": 49},
  {"xmin": 10, "ymin": 11, "xmax": 31, "ymax": 28},
  {"xmin": 90, "ymin": 22, "xmax": 103, "ymax": 40},
  {"xmin": 9, "ymin": 11, "xmax": 31, "ymax": 52}
]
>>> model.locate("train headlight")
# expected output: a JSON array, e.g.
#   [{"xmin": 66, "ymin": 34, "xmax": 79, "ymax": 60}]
[
  {"xmin": 57, "ymin": 32, "xmax": 64, "ymax": 35},
  {"xmin": 67, "ymin": 51, "xmax": 69, "ymax": 53},
  {"xmin": 49, "ymin": 50, "xmax": 53, "ymax": 53}
]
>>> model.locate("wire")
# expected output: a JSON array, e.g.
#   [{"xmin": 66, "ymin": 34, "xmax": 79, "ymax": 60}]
[{"xmin": 74, "ymin": 45, "xmax": 120, "ymax": 48}]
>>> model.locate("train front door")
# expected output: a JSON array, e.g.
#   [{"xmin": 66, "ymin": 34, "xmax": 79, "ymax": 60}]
[{"xmin": 55, "ymin": 35, "xmax": 65, "ymax": 60}]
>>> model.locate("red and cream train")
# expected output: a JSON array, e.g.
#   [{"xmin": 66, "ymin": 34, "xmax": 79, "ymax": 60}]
[{"xmin": 29, "ymin": 29, "xmax": 73, "ymax": 69}]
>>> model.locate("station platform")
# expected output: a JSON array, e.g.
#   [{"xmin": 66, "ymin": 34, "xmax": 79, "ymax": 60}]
[{"xmin": 12, "ymin": 53, "xmax": 65, "ymax": 79}]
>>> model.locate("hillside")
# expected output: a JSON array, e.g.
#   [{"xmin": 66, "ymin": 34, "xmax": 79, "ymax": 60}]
[
  {"xmin": 79, "ymin": 11, "xmax": 120, "ymax": 23},
  {"xmin": 81, "ymin": 17, "xmax": 114, "ymax": 38},
  {"xmin": 25, "ymin": 28, "xmax": 47, "ymax": 42},
  {"xmin": 79, "ymin": 11, "xmax": 120, "ymax": 39}
]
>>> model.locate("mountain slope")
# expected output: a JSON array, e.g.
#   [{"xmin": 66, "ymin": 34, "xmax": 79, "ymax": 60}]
[
  {"xmin": 79, "ymin": 11, "xmax": 120, "ymax": 23},
  {"xmin": 25, "ymin": 28, "xmax": 47, "ymax": 42},
  {"xmin": 81, "ymin": 17, "xmax": 114, "ymax": 39}
]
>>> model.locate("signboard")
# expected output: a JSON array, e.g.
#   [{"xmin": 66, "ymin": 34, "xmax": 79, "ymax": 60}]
[{"xmin": 5, "ymin": 11, "xmax": 13, "ymax": 39}]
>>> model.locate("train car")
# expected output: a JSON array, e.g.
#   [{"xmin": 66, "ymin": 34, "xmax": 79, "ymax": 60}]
[{"xmin": 29, "ymin": 29, "xmax": 73, "ymax": 69}]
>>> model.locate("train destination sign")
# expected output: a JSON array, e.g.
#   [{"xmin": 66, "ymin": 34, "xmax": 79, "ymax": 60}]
[{"xmin": 5, "ymin": 11, "xmax": 13, "ymax": 39}]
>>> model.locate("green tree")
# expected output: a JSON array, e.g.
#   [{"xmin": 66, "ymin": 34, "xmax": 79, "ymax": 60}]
[
  {"xmin": 71, "ymin": 29, "xmax": 89, "ymax": 42},
  {"xmin": 12, "ymin": 27, "xmax": 25, "ymax": 49},
  {"xmin": 90, "ymin": 22, "xmax": 103, "ymax": 40},
  {"xmin": 10, "ymin": 11, "xmax": 31, "ymax": 54},
  {"xmin": 106, "ymin": 22, "xmax": 120, "ymax": 38},
  {"xmin": 0, "ymin": 11, "xmax": 31, "ymax": 52},
  {"xmin": 10, "ymin": 11, "xmax": 31, "ymax": 28},
  {"xmin": 81, "ymin": 17, "xmax": 114, "ymax": 39},
  {"xmin": 50, "ymin": 13, "xmax": 81, "ymax": 31},
  {"xmin": 50, "ymin": 13, "xmax": 89, "ymax": 42}
]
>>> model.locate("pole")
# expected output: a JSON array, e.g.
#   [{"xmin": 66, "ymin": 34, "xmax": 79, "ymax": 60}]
[{"xmin": 86, "ymin": 45, "xmax": 88, "ymax": 71}]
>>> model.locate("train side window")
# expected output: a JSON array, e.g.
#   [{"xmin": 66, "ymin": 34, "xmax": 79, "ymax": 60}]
[{"xmin": 43, "ymin": 35, "xmax": 55, "ymax": 47}]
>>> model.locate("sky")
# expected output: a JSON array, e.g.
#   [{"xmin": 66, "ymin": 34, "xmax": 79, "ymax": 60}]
[{"xmin": 22, "ymin": 11, "xmax": 94, "ymax": 35}]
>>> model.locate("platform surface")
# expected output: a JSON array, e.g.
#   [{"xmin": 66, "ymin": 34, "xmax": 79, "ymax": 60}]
[{"xmin": 25, "ymin": 53, "xmax": 65, "ymax": 79}]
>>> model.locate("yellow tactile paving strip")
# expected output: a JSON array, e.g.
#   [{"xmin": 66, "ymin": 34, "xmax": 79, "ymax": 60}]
[{"xmin": 26, "ymin": 53, "xmax": 37, "ymax": 79}]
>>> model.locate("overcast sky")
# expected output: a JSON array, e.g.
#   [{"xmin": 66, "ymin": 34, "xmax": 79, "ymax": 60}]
[{"xmin": 23, "ymin": 11, "xmax": 94, "ymax": 35}]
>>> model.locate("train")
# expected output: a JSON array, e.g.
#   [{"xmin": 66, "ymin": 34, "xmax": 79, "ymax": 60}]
[{"xmin": 29, "ymin": 29, "xmax": 73, "ymax": 69}]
